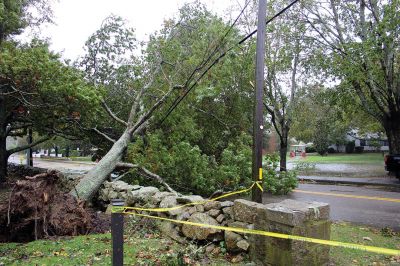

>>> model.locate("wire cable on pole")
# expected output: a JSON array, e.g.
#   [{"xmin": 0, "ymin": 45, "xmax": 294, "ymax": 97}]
[{"xmin": 158, "ymin": 0, "xmax": 301, "ymax": 126}]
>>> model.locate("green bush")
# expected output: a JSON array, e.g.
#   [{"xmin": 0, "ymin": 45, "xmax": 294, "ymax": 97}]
[
  {"xmin": 305, "ymin": 146, "xmax": 316, "ymax": 153},
  {"xmin": 327, "ymin": 147, "xmax": 336, "ymax": 154},
  {"xmin": 263, "ymin": 153, "xmax": 298, "ymax": 195},
  {"xmin": 127, "ymin": 131, "xmax": 252, "ymax": 196}
]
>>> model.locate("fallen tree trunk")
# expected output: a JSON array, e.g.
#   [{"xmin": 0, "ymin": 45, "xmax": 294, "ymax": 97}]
[
  {"xmin": 70, "ymin": 131, "xmax": 131, "ymax": 200},
  {"xmin": 70, "ymin": 62, "xmax": 176, "ymax": 201}
]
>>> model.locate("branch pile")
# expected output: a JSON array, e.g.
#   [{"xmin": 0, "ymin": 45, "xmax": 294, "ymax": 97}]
[{"xmin": 0, "ymin": 170, "xmax": 108, "ymax": 242}]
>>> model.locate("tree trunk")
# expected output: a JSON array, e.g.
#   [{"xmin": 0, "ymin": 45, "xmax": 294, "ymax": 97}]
[
  {"xmin": 279, "ymin": 140, "xmax": 288, "ymax": 172},
  {"xmin": 27, "ymin": 128, "xmax": 33, "ymax": 166},
  {"xmin": 0, "ymin": 134, "xmax": 7, "ymax": 185},
  {"xmin": 65, "ymin": 146, "xmax": 70, "ymax": 158},
  {"xmin": 70, "ymin": 131, "xmax": 131, "ymax": 200},
  {"xmin": 383, "ymin": 114, "xmax": 400, "ymax": 154},
  {"xmin": 0, "ymin": 95, "xmax": 7, "ymax": 184}
]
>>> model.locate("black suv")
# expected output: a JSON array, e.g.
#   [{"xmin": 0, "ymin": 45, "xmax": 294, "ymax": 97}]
[{"xmin": 384, "ymin": 154, "xmax": 400, "ymax": 179}]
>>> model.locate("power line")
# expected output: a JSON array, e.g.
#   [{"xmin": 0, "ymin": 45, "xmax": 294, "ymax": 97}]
[
  {"xmin": 163, "ymin": 0, "xmax": 252, "ymax": 119},
  {"xmin": 158, "ymin": 0, "xmax": 301, "ymax": 126}
]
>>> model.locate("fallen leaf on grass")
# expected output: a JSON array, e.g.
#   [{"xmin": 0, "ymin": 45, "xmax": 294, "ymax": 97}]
[
  {"xmin": 362, "ymin": 237, "xmax": 372, "ymax": 241},
  {"xmin": 230, "ymin": 255, "xmax": 244, "ymax": 263}
]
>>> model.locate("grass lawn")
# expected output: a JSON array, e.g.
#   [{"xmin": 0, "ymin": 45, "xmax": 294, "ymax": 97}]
[
  {"xmin": 0, "ymin": 230, "xmax": 245, "ymax": 265},
  {"xmin": 289, "ymin": 153, "xmax": 384, "ymax": 165},
  {"xmin": 330, "ymin": 222, "xmax": 400, "ymax": 265},
  {"xmin": 1, "ymin": 222, "xmax": 398, "ymax": 265},
  {"xmin": 69, "ymin": 156, "xmax": 92, "ymax": 162}
]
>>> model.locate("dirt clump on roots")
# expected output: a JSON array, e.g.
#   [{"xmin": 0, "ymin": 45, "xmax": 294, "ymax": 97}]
[{"xmin": 0, "ymin": 170, "xmax": 109, "ymax": 242}]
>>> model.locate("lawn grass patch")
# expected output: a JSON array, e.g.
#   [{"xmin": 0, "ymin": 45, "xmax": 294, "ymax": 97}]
[
  {"xmin": 0, "ymin": 232, "xmax": 246, "ymax": 265},
  {"xmin": 290, "ymin": 153, "xmax": 384, "ymax": 165},
  {"xmin": 69, "ymin": 156, "xmax": 92, "ymax": 162},
  {"xmin": 330, "ymin": 222, "xmax": 400, "ymax": 265}
]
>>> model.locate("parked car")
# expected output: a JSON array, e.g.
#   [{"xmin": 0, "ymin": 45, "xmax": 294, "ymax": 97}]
[{"xmin": 384, "ymin": 154, "xmax": 400, "ymax": 179}]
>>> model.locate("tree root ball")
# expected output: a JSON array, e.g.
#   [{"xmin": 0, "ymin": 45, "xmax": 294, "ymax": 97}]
[{"xmin": 0, "ymin": 170, "xmax": 109, "ymax": 242}]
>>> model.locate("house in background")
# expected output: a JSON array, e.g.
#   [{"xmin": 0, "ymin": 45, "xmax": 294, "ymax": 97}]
[{"xmin": 330, "ymin": 130, "xmax": 389, "ymax": 152}]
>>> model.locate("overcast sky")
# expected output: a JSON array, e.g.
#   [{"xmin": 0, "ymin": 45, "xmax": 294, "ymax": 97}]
[{"xmin": 27, "ymin": 0, "xmax": 239, "ymax": 60}]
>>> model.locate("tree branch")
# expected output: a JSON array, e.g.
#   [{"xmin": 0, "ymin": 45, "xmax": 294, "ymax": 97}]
[
  {"xmin": 7, "ymin": 135, "xmax": 51, "ymax": 156},
  {"xmin": 93, "ymin": 127, "xmax": 116, "ymax": 143},
  {"xmin": 114, "ymin": 162, "xmax": 178, "ymax": 195},
  {"xmin": 101, "ymin": 100, "xmax": 128, "ymax": 126}
]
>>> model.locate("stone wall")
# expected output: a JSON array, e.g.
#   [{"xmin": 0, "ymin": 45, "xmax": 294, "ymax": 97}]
[
  {"xmin": 100, "ymin": 181, "xmax": 252, "ymax": 253},
  {"xmin": 100, "ymin": 180, "xmax": 331, "ymax": 262}
]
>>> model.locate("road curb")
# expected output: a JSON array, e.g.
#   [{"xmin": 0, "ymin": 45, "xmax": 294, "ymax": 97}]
[{"xmin": 298, "ymin": 177, "xmax": 400, "ymax": 188}]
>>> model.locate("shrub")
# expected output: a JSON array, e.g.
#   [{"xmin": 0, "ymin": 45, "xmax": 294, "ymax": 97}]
[
  {"xmin": 305, "ymin": 146, "xmax": 316, "ymax": 153},
  {"xmin": 263, "ymin": 153, "xmax": 298, "ymax": 195},
  {"xmin": 345, "ymin": 141, "xmax": 355, "ymax": 153},
  {"xmin": 327, "ymin": 147, "xmax": 336, "ymax": 154},
  {"xmin": 354, "ymin": 146, "xmax": 364, "ymax": 153},
  {"xmin": 127, "ymin": 131, "xmax": 252, "ymax": 196}
]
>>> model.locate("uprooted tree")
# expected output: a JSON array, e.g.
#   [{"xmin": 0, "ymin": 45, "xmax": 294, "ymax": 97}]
[{"xmin": 71, "ymin": 4, "xmax": 249, "ymax": 200}]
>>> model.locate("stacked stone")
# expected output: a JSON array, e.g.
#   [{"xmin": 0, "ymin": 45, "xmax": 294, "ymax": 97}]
[
  {"xmin": 100, "ymin": 181, "xmax": 330, "ymax": 264},
  {"xmin": 100, "ymin": 181, "xmax": 252, "ymax": 253}
]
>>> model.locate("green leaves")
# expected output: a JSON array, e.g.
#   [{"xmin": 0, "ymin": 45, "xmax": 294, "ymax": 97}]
[{"xmin": 1, "ymin": 40, "xmax": 101, "ymax": 140}]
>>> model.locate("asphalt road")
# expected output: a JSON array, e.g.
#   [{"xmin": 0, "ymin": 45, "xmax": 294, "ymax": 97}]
[
  {"xmin": 263, "ymin": 183, "xmax": 400, "ymax": 230},
  {"xmin": 9, "ymin": 156, "xmax": 400, "ymax": 229}
]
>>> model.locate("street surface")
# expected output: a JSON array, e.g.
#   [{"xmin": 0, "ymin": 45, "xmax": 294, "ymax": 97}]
[
  {"xmin": 8, "ymin": 156, "xmax": 400, "ymax": 229},
  {"xmin": 263, "ymin": 183, "xmax": 400, "ymax": 230},
  {"xmin": 8, "ymin": 155, "xmax": 94, "ymax": 174}
]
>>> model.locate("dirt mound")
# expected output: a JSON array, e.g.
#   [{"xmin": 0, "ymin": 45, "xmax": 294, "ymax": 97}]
[{"xmin": 0, "ymin": 170, "xmax": 109, "ymax": 242}]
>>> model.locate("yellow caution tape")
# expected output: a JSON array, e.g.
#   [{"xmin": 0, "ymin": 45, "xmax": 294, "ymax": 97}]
[
  {"xmin": 259, "ymin": 167, "xmax": 263, "ymax": 180},
  {"xmin": 117, "ymin": 211, "xmax": 400, "ymax": 257},
  {"xmin": 111, "ymin": 176, "xmax": 400, "ymax": 256}
]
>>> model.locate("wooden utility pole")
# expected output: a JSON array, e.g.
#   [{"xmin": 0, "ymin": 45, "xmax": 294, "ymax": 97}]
[{"xmin": 252, "ymin": 0, "xmax": 267, "ymax": 203}]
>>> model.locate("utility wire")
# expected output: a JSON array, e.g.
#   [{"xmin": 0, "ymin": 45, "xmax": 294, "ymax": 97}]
[
  {"xmin": 163, "ymin": 0, "xmax": 252, "ymax": 118},
  {"xmin": 158, "ymin": 0, "xmax": 301, "ymax": 126}
]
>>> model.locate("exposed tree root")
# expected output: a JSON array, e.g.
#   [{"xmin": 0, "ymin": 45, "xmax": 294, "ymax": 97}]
[{"xmin": 0, "ymin": 170, "xmax": 109, "ymax": 242}]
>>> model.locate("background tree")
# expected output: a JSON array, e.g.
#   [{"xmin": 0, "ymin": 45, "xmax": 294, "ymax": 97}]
[
  {"xmin": 259, "ymin": 1, "xmax": 307, "ymax": 171},
  {"xmin": 305, "ymin": 0, "xmax": 400, "ymax": 154},
  {"xmin": 0, "ymin": 41, "xmax": 100, "ymax": 183},
  {"xmin": 0, "ymin": 0, "xmax": 100, "ymax": 184}
]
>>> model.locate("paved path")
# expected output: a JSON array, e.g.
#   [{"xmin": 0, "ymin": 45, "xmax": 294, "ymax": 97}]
[
  {"xmin": 8, "ymin": 156, "xmax": 95, "ymax": 174},
  {"xmin": 263, "ymin": 184, "xmax": 400, "ymax": 230}
]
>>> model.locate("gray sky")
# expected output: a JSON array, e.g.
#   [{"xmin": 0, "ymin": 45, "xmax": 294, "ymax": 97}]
[{"xmin": 31, "ymin": 0, "xmax": 238, "ymax": 60}]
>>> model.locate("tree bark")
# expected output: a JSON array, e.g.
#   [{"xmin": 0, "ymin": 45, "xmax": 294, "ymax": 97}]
[
  {"xmin": 383, "ymin": 113, "xmax": 400, "ymax": 154},
  {"xmin": 0, "ymin": 94, "xmax": 7, "ymax": 184},
  {"xmin": 70, "ymin": 130, "xmax": 131, "ymax": 200},
  {"xmin": 0, "ymin": 134, "xmax": 7, "ymax": 185},
  {"xmin": 279, "ymin": 141, "xmax": 287, "ymax": 172}
]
